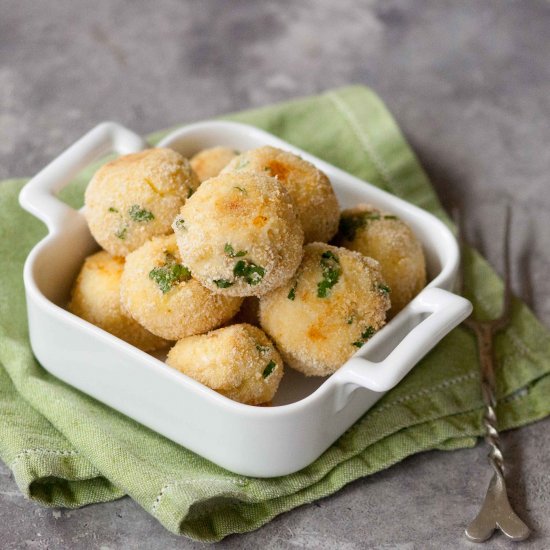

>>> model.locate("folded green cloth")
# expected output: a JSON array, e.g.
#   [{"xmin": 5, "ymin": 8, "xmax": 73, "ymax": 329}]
[{"xmin": 1, "ymin": 86, "xmax": 549, "ymax": 542}]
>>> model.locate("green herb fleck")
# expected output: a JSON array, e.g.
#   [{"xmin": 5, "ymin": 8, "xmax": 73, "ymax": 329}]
[
  {"xmin": 317, "ymin": 250, "xmax": 341, "ymax": 298},
  {"xmin": 224, "ymin": 243, "xmax": 247, "ymax": 258},
  {"xmin": 174, "ymin": 217, "xmax": 186, "ymax": 231},
  {"xmin": 149, "ymin": 262, "xmax": 192, "ymax": 294},
  {"xmin": 384, "ymin": 214, "xmax": 398, "ymax": 220},
  {"xmin": 347, "ymin": 315, "xmax": 354, "ymax": 325},
  {"xmin": 108, "ymin": 207, "xmax": 119, "ymax": 213},
  {"xmin": 256, "ymin": 344, "xmax": 270, "ymax": 354},
  {"xmin": 233, "ymin": 186, "xmax": 247, "ymax": 194},
  {"xmin": 339, "ymin": 211, "xmax": 382, "ymax": 241},
  {"xmin": 233, "ymin": 260, "xmax": 265, "ymax": 286},
  {"xmin": 129, "ymin": 204, "xmax": 155, "ymax": 222},
  {"xmin": 377, "ymin": 283, "xmax": 391, "ymax": 294},
  {"xmin": 352, "ymin": 325, "xmax": 376, "ymax": 348},
  {"xmin": 115, "ymin": 225, "xmax": 127, "ymax": 240},
  {"xmin": 262, "ymin": 360, "xmax": 276, "ymax": 378},
  {"xmin": 287, "ymin": 282, "xmax": 297, "ymax": 301},
  {"xmin": 187, "ymin": 187, "xmax": 194, "ymax": 198},
  {"xmin": 361, "ymin": 326, "xmax": 376, "ymax": 339},
  {"xmin": 213, "ymin": 279, "xmax": 234, "ymax": 288}
]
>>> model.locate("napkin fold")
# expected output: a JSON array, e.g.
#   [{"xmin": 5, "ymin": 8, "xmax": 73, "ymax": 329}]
[{"xmin": 1, "ymin": 86, "xmax": 549, "ymax": 542}]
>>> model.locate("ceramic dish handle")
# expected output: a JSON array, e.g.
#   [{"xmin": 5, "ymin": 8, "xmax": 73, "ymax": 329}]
[
  {"xmin": 336, "ymin": 287, "xmax": 472, "ymax": 394},
  {"xmin": 19, "ymin": 122, "xmax": 147, "ymax": 234}
]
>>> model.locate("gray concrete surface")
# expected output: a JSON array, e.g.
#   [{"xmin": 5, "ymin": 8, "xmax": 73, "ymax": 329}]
[{"xmin": 1, "ymin": 0, "xmax": 549, "ymax": 548}]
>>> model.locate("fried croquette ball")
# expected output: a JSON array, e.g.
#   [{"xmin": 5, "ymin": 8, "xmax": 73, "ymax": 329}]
[
  {"xmin": 166, "ymin": 324, "xmax": 283, "ymax": 405},
  {"xmin": 190, "ymin": 146, "xmax": 238, "ymax": 182},
  {"xmin": 335, "ymin": 204, "xmax": 426, "ymax": 317},
  {"xmin": 120, "ymin": 234, "xmax": 242, "ymax": 340},
  {"xmin": 222, "ymin": 146, "xmax": 340, "ymax": 243},
  {"xmin": 85, "ymin": 148, "xmax": 199, "ymax": 257},
  {"xmin": 259, "ymin": 243, "xmax": 391, "ymax": 377},
  {"xmin": 173, "ymin": 171, "xmax": 304, "ymax": 297},
  {"xmin": 68, "ymin": 250, "xmax": 168, "ymax": 352}
]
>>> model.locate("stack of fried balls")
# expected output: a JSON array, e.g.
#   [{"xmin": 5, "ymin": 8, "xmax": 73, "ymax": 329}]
[{"xmin": 69, "ymin": 144, "xmax": 426, "ymax": 405}]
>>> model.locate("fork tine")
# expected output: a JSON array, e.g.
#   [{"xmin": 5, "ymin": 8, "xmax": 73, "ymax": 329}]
[
  {"xmin": 452, "ymin": 204, "xmax": 477, "ymax": 330},
  {"xmin": 493, "ymin": 203, "xmax": 513, "ymax": 330}
]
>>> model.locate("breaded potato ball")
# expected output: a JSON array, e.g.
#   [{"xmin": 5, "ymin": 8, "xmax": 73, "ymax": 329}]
[
  {"xmin": 85, "ymin": 148, "xmax": 199, "ymax": 257},
  {"xmin": 335, "ymin": 204, "xmax": 426, "ymax": 317},
  {"xmin": 120, "ymin": 234, "xmax": 242, "ymax": 340},
  {"xmin": 166, "ymin": 324, "xmax": 283, "ymax": 405},
  {"xmin": 190, "ymin": 146, "xmax": 238, "ymax": 182},
  {"xmin": 222, "ymin": 146, "xmax": 340, "ymax": 243},
  {"xmin": 173, "ymin": 171, "xmax": 303, "ymax": 297},
  {"xmin": 259, "ymin": 243, "xmax": 391, "ymax": 377},
  {"xmin": 68, "ymin": 250, "xmax": 167, "ymax": 352}
]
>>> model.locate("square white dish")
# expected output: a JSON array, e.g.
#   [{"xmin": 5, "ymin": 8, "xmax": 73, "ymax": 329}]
[{"xmin": 19, "ymin": 121, "xmax": 472, "ymax": 477}]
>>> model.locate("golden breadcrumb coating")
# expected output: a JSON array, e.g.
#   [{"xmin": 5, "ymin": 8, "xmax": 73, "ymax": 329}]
[
  {"xmin": 222, "ymin": 146, "xmax": 340, "ymax": 243},
  {"xmin": 259, "ymin": 243, "xmax": 391, "ymax": 377},
  {"xmin": 334, "ymin": 204, "xmax": 426, "ymax": 317},
  {"xmin": 85, "ymin": 148, "xmax": 199, "ymax": 257},
  {"xmin": 190, "ymin": 146, "xmax": 238, "ymax": 182},
  {"xmin": 120, "ymin": 234, "xmax": 242, "ymax": 340},
  {"xmin": 166, "ymin": 324, "xmax": 283, "ymax": 405},
  {"xmin": 68, "ymin": 250, "xmax": 168, "ymax": 352},
  {"xmin": 173, "ymin": 171, "xmax": 304, "ymax": 297}
]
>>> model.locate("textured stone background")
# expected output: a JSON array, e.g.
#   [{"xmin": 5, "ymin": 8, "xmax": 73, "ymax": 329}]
[{"xmin": 1, "ymin": 1, "xmax": 549, "ymax": 548}]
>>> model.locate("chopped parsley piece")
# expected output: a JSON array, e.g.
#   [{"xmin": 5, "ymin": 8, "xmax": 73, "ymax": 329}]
[
  {"xmin": 224, "ymin": 243, "xmax": 247, "ymax": 258},
  {"xmin": 339, "ymin": 215, "xmax": 363, "ymax": 241},
  {"xmin": 262, "ymin": 360, "xmax": 276, "ymax": 378},
  {"xmin": 377, "ymin": 283, "xmax": 391, "ymax": 294},
  {"xmin": 352, "ymin": 326, "xmax": 376, "ymax": 348},
  {"xmin": 256, "ymin": 344, "xmax": 270, "ymax": 354},
  {"xmin": 115, "ymin": 225, "xmax": 127, "ymax": 240},
  {"xmin": 129, "ymin": 204, "xmax": 155, "ymax": 222},
  {"xmin": 384, "ymin": 214, "xmax": 398, "ymax": 220},
  {"xmin": 338, "ymin": 211, "xmax": 382, "ymax": 241},
  {"xmin": 317, "ymin": 250, "xmax": 341, "ymax": 298},
  {"xmin": 174, "ymin": 217, "xmax": 186, "ymax": 231},
  {"xmin": 347, "ymin": 315, "xmax": 354, "ymax": 325},
  {"xmin": 213, "ymin": 278, "xmax": 234, "ymax": 288},
  {"xmin": 287, "ymin": 283, "xmax": 297, "ymax": 301},
  {"xmin": 108, "ymin": 207, "xmax": 119, "ymax": 213},
  {"xmin": 149, "ymin": 261, "xmax": 192, "ymax": 294},
  {"xmin": 361, "ymin": 326, "xmax": 376, "ymax": 339},
  {"xmin": 233, "ymin": 186, "xmax": 247, "ymax": 194},
  {"xmin": 233, "ymin": 260, "xmax": 265, "ymax": 286}
]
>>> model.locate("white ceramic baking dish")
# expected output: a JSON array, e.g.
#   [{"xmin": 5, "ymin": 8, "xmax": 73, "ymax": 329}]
[{"xmin": 19, "ymin": 121, "xmax": 472, "ymax": 477}]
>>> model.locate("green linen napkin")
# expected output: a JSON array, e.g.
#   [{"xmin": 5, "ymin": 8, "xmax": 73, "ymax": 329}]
[{"xmin": 1, "ymin": 86, "xmax": 549, "ymax": 542}]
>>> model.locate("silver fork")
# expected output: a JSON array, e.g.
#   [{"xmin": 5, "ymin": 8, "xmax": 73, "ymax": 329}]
[{"xmin": 454, "ymin": 205, "xmax": 531, "ymax": 543}]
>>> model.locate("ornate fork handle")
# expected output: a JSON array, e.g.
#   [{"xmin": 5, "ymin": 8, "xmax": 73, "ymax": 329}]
[
  {"xmin": 464, "ymin": 322, "xmax": 530, "ymax": 542},
  {"xmin": 456, "ymin": 205, "xmax": 531, "ymax": 542}
]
